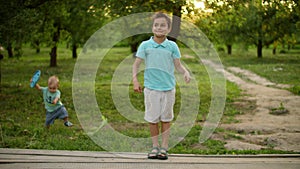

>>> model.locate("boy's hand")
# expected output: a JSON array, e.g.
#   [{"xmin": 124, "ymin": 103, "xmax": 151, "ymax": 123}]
[
  {"xmin": 30, "ymin": 78, "xmax": 41, "ymax": 90},
  {"xmin": 52, "ymin": 98, "xmax": 59, "ymax": 104},
  {"xmin": 184, "ymin": 71, "xmax": 191, "ymax": 84},
  {"xmin": 133, "ymin": 81, "xmax": 143, "ymax": 93}
]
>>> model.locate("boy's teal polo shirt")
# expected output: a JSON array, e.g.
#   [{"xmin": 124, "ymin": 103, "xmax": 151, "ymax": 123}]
[{"xmin": 136, "ymin": 37, "xmax": 181, "ymax": 91}]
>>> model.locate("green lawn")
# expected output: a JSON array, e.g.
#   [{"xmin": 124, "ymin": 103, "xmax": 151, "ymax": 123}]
[{"xmin": 0, "ymin": 46, "xmax": 298, "ymax": 154}]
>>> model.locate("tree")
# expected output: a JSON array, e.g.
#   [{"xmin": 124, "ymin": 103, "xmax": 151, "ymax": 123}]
[
  {"xmin": 32, "ymin": 0, "xmax": 107, "ymax": 66},
  {"xmin": 0, "ymin": 0, "xmax": 109, "ymax": 66},
  {"xmin": 168, "ymin": 0, "xmax": 187, "ymax": 42},
  {"xmin": 64, "ymin": 0, "xmax": 108, "ymax": 59},
  {"xmin": 201, "ymin": 0, "xmax": 298, "ymax": 58},
  {"xmin": 239, "ymin": 0, "xmax": 298, "ymax": 58},
  {"xmin": 105, "ymin": 0, "xmax": 189, "ymax": 53},
  {"xmin": 201, "ymin": 0, "xmax": 247, "ymax": 55},
  {"xmin": 38, "ymin": 1, "xmax": 68, "ymax": 67},
  {"xmin": 0, "ymin": 0, "xmax": 46, "ymax": 58}
]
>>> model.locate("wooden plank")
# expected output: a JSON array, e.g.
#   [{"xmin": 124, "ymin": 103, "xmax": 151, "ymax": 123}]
[
  {"xmin": 0, "ymin": 148, "xmax": 299, "ymax": 169},
  {"xmin": 0, "ymin": 148, "xmax": 299, "ymax": 164}
]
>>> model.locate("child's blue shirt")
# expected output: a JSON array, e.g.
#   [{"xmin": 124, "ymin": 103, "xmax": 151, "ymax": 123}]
[
  {"xmin": 41, "ymin": 87, "xmax": 63, "ymax": 112},
  {"xmin": 136, "ymin": 37, "xmax": 181, "ymax": 91}
]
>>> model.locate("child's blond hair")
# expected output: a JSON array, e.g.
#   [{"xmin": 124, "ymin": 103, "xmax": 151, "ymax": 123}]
[{"xmin": 48, "ymin": 76, "xmax": 59, "ymax": 88}]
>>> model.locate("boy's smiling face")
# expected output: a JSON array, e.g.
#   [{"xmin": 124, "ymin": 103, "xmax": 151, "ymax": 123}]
[{"xmin": 152, "ymin": 17, "xmax": 170, "ymax": 38}]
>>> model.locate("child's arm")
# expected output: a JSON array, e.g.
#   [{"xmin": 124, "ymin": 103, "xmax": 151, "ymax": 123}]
[
  {"xmin": 52, "ymin": 97, "xmax": 59, "ymax": 104},
  {"xmin": 35, "ymin": 83, "xmax": 41, "ymax": 90},
  {"xmin": 174, "ymin": 58, "xmax": 191, "ymax": 83},
  {"xmin": 132, "ymin": 57, "xmax": 143, "ymax": 93},
  {"xmin": 53, "ymin": 90, "xmax": 61, "ymax": 104}
]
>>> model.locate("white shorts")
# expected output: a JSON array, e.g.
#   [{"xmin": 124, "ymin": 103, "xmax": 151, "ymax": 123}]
[{"xmin": 144, "ymin": 88, "xmax": 175, "ymax": 123}]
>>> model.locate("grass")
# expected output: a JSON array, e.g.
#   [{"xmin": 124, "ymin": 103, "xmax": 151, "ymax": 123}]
[{"xmin": 0, "ymin": 45, "xmax": 298, "ymax": 154}]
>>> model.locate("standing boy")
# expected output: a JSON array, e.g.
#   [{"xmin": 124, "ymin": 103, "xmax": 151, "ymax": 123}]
[{"xmin": 132, "ymin": 12, "xmax": 191, "ymax": 160}]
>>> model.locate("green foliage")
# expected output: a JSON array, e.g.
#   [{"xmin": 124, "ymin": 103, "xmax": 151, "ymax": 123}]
[
  {"xmin": 0, "ymin": 0, "xmax": 109, "ymax": 65},
  {"xmin": 202, "ymin": 0, "xmax": 299, "ymax": 58}
]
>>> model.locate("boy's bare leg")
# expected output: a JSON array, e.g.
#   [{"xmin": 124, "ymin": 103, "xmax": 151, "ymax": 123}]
[
  {"xmin": 149, "ymin": 123, "xmax": 159, "ymax": 147},
  {"xmin": 161, "ymin": 122, "xmax": 170, "ymax": 149},
  {"xmin": 63, "ymin": 117, "xmax": 68, "ymax": 122},
  {"xmin": 63, "ymin": 117, "xmax": 73, "ymax": 127}
]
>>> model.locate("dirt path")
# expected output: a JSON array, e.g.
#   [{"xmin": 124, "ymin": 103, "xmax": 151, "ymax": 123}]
[{"xmin": 202, "ymin": 59, "xmax": 300, "ymax": 152}]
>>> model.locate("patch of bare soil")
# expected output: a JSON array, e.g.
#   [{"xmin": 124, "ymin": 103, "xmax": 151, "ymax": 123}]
[{"xmin": 217, "ymin": 66, "xmax": 300, "ymax": 152}]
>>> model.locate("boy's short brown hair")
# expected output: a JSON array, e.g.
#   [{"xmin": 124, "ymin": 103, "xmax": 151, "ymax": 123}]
[{"xmin": 152, "ymin": 12, "xmax": 171, "ymax": 28}]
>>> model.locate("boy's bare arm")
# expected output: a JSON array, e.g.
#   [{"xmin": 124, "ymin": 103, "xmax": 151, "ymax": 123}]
[
  {"xmin": 132, "ymin": 58, "xmax": 143, "ymax": 93},
  {"xmin": 35, "ymin": 83, "xmax": 42, "ymax": 90},
  {"xmin": 174, "ymin": 58, "xmax": 191, "ymax": 83},
  {"xmin": 52, "ymin": 97, "xmax": 59, "ymax": 104}
]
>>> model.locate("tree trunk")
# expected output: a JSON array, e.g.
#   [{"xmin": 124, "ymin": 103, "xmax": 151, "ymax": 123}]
[
  {"xmin": 50, "ymin": 26, "xmax": 60, "ymax": 67},
  {"xmin": 0, "ymin": 53, "xmax": 3, "ymax": 91},
  {"xmin": 35, "ymin": 40, "xmax": 40, "ymax": 53},
  {"xmin": 226, "ymin": 44, "xmax": 232, "ymax": 55},
  {"xmin": 272, "ymin": 41, "xmax": 277, "ymax": 55},
  {"xmin": 129, "ymin": 35, "xmax": 148, "ymax": 57},
  {"xmin": 7, "ymin": 43, "xmax": 13, "ymax": 58},
  {"xmin": 257, "ymin": 21, "xmax": 263, "ymax": 58},
  {"xmin": 257, "ymin": 39, "xmax": 263, "ymax": 58},
  {"xmin": 50, "ymin": 46, "xmax": 57, "ymax": 67},
  {"xmin": 72, "ymin": 43, "xmax": 77, "ymax": 59},
  {"xmin": 168, "ymin": 6, "xmax": 182, "ymax": 42},
  {"xmin": 130, "ymin": 42, "xmax": 138, "ymax": 57},
  {"xmin": 272, "ymin": 47, "xmax": 276, "ymax": 55}
]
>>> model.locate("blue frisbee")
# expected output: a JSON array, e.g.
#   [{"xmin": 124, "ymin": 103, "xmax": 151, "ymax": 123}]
[{"xmin": 30, "ymin": 70, "xmax": 41, "ymax": 88}]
